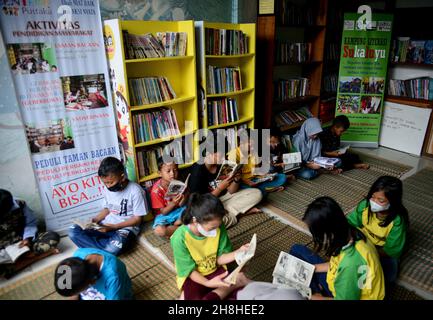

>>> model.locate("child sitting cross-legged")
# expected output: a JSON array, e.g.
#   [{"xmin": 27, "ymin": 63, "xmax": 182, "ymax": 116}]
[{"xmin": 151, "ymin": 157, "xmax": 188, "ymax": 238}]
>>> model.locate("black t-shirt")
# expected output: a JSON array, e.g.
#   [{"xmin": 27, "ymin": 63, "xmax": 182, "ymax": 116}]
[
  {"xmin": 187, "ymin": 163, "xmax": 219, "ymax": 194},
  {"xmin": 319, "ymin": 127, "xmax": 340, "ymax": 152}
]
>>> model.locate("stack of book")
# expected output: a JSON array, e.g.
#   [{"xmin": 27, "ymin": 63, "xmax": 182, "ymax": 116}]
[
  {"xmin": 136, "ymin": 140, "xmax": 187, "ymax": 177},
  {"xmin": 207, "ymin": 66, "xmax": 242, "ymax": 94},
  {"xmin": 391, "ymin": 38, "xmax": 433, "ymax": 64},
  {"xmin": 207, "ymin": 98, "xmax": 239, "ymax": 126},
  {"xmin": 133, "ymin": 108, "xmax": 180, "ymax": 144},
  {"xmin": 123, "ymin": 31, "xmax": 187, "ymax": 59},
  {"xmin": 275, "ymin": 106, "xmax": 313, "ymax": 130},
  {"xmin": 388, "ymin": 77, "xmax": 433, "ymax": 101},
  {"xmin": 275, "ymin": 78, "xmax": 309, "ymax": 102},
  {"xmin": 276, "ymin": 42, "xmax": 312, "ymax": 64},
  {"xmin": 210, "ymin": 127, "xmax": 237, "ymax": 150},
  {"xmin": 205, "ymin": 28, "xmax": 248, "ymax": 55},
  {"xmin": 129, "ymin": 77, "xmax": 176, "ymax": 106},
  {"xmin": 278, "ymin": 0, "xmax": 314, "ymax": 26}
]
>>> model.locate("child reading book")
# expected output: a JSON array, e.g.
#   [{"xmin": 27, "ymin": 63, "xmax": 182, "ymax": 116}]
[
  {"xmin": 269, "ymin": 128, "xmax": 298, "ymax": 179},
  {"xmin": 227, "ymin": 128, "xmax": 287, "ymax": 195},
  {"xmin": 0, "ymin": 189, "xmax": 60, "ymax": 279},
  {"xmin": 289, "ymin": 197, "xmax": 385, "ymax": 300},
  {"xmin": 187, "ymin": 131, "xmax": 262, "ymax": 228},
  {"xmin": 170, "ymin": 193, "xmax": 252, "ymax": 300},
  {"xmin": 151, "ymin": 158, "xmax": 188, "ymax": 238},
  {"xmin": 319, "ymin": 115, "xmax": 369, "ymax": 171},
  {"xmin": 68, "ymin": 157, "xmax": 149, "ymax": 256},
  {"xmin": 54, "ymin": 248, "xmax": 133, "ymax": 300}
]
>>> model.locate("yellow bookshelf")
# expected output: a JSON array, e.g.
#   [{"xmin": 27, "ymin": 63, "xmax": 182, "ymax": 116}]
[
  {"xmin": 104, "ymin": 19, "xmax": 198, "ymax": 185},
  {"xmin": 195, "ymin": 21, "xmax": 256, "ymax": 147}
]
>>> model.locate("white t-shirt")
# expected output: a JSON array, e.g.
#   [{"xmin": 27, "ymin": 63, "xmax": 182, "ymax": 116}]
[{"xmin": 101, "ymin": 181, "xmax": 148, "ymax": 236}]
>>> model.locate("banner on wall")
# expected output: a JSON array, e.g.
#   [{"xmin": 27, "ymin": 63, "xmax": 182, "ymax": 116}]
[
  {"xmin": 0, "ymin": 0, "xmax": 120, "ymax": 232},
  {"xmin": 335, "ymin": 11, "xmax": 393, "ymax": 147}
]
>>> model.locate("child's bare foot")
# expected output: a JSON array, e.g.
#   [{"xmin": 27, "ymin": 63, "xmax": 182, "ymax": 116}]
[
  {"xmin": 286, "ymin": 174, "xmax": 296, "ymax": 182},
  {"xmin": 354, "ymin": 163, "xmax": 370, "ymax": 170},
  {"xmin": 244, "ymin": 207, "xmax": 263, "ymax": 215},
  {"xmin": 265, "ymin": 186, "xmax": 285, "ymax": 193}
]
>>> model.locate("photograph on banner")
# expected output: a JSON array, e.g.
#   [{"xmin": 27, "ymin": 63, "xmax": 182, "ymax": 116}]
[
  {"xmin": 335, "ymin": 11, "xmax": 393, "ymax": 147},
  {"xmin": 25, "ymin": 118, "xmax": 75, "ymax": 154},
  {"xmin": 61, "ymin": 73, "xmax": 109, "ymax": 111},
  {"xmin": 7, "ymin": 42, "xmax": 57, "ymax": 75}
]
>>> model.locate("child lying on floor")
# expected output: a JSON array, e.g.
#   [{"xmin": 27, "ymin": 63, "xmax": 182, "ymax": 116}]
[{"xmin": 0, "ymin": 189, "xmax": 60, "ymax": 279}]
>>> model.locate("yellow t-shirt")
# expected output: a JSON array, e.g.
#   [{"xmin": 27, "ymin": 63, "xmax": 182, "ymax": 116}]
[
  {"xmin": 227, "ymin": 147, "xmax": 256, "ymax": 180},
  {"xmin": 327, "ymin": 239, "xmax": 385, "ymax": 300},
  {"xmin": 170, "ymin": 224, "xmax": 232, "ymax": 289}
]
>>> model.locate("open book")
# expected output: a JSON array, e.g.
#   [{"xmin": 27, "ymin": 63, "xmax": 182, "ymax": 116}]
[
  {"xmin": 224, "ymin": 234, "xmax": 257, "ymax": 285},
  {"xmin": 251, "ymin": 173, "xmax": 278, "ymax": 184},
  {"xmin": 337, "ymin": 144, "xmax": 350, "ymax": 155},
  {"xmin": 73, "ymin": 219, "xmax": 102, "ymax": 230},
  {"xmin": 164, "ymin": 174, "xmax": 190, "ymax": 199},
  {"xmin": 313, "ymin": 157, "xmax": 340, "ymax": 169},
  {"xmin": 272, "ymin": 252, "xmax": 315, "ymax": 299},
  {"xmin": 282, "ymin": 152, "xmax": 302, "ymax": 173},
  {"xmin": 5, "ymin": 243, "xmax": 30, "ymax": 263},
  {"xmin": 216, "ymin": 160, "xmax": 243, "ymax": 181}
]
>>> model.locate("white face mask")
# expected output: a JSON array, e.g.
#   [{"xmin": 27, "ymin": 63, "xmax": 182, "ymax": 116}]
[
  {"xmin": 196, "ymin": 223, "xmax": 217, "ymax": 238},
  {"xmin": 369, "ymin": 199, "xmax": 390, "ymax": 212}
]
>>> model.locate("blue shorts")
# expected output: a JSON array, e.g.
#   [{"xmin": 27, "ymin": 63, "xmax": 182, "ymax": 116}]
[{"xmin": 152, "ymin": 206, "xmax": 186, "ymax": 228}]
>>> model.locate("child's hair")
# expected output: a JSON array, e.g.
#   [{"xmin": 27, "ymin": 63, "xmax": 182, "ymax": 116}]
[
  {"xmin": 302, "ymin": 196, "xmax": 365, "ymax": 257},
  {"xmin": 54, "ymin": 257, "xmax": 99, "ymax": 297},
  {"xmin": 98, "ymin": 157, "xmax": 125, "ymax": 177},
  {"xmin": 182, "ymin": 193, "xmax": 225, "ymax": 225},
  {"xmin": 156, "ymin": 156, "xmax": 178, "ymax": 171},
  {"xmin": 0, "ymin": 189, "xmax": 14, "ymax": 214},
  {"xmin": 366, "ymin": 176, "xmax": 409, "ymax": 228},
  {"xmin": 270, "ymin": 127, "xmax": 281, "ymax": 139},
  {"xmin": 332, "ymin": 115, "xmax": 350, "ymax": 130},
  {"xmin": 199, "ymin": 130, "xmax": 230, "ymax": 158}
]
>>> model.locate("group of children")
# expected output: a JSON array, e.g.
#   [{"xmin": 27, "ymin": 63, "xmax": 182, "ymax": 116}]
[{"xmin": 1, "ymin": 114, "xmax": 409, "ymax": 300}]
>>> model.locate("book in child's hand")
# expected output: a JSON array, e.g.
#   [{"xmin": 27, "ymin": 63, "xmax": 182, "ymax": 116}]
[
  {"xmin": 272, "ymin": 251, "xmax": 315, "ymax": 299},
  {"xmin": 5, "ymin": 243, "xmax": 30, "ymax": 263},
  {"xmin": 224, "ymin": 234, "xmax": 257, "ymax": 285},
  {"xmin": 337, "ymin": 144, "xmax": 350, "ymax": 155},
  {"xmin": 215, "ymin": 160, "xmax": 243, "ymax": 181},
  {"xmin": 282, "ymin": 152, "xmax": 302, "ymax": 173},
  {"xmin": 164, "ymin": 174, "xmax": 190, "ymax": 199},
  {"xmin": 73, "ymin": 219, "xmax": 102, "ymax": 230},
  {"xmin": 313, "ymin": 157, "xmax": 340, "ymax": 169},
  {"xmin": 251, "ymin": 173, "xmax": 277, "ymax": 184}
]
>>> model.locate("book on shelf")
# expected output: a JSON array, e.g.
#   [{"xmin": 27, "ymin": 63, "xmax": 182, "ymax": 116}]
[
  {"xmin": 72, "ymin": 218, "xmax": 102, "ymax": 231},
  {"xmin": 206, "ymin": 65, "xmax": 242, "ymax": 94},
  {"xmin": 325, "ymin": 43, "xmax": 340, "ymax": 61},
  {"xmin": 276, "ymin": 78, "xmax": 309, "ymax": 102},
  {"xmin": 319, "ymin": 97, "xmax": 336, "ymax": 124},
  {"xmin": 388, "ymin": 77, "xmax": 433, "ymax": 101},
  {"xmin": 272, "ymin": 251, "xmax": 315, "ymax": 299},
  {"xmin": 164, "ymin": 173, "xmax": 190, "ymax": 199},
  {"xmin": 391, "ymin": 37, "xmax": 433, "ymax": 64},
  {"xmin": 207, "ymin": 98, "xmax": 239, "ymax": 126},
  {"xmin": 313, "ymin": 156, "xmax": 340, "ymax": 169},
  {"xmin": 322, "ymin": 73, "xmax": 338, "ymax": 93},
  {"xmin": 4, "ymin": 243, "xmax": 30, "ymax": 263},
  {"xmin": 275, "ymin": 106, "xmax": 313, "ymax": 129},
  {"xmin": 128, "ymin": 76, "xmax": 176, "ymax": 106},
  {"xmin": 205, "ymin": 27, "xmax": 248, "ymax": 55},
  {"xmin": 276, "ymin": 42, "xmax": 312, "ymax": 64},
  {"xmin": 278, "ymin": 0, "xmax": 314, "ymax": 26},
  {"xmin": 224, "ymin": 234, "xmax": 257, "ymax": 285},
  {"xmin": 133, "ymin": 108, "xmax": 180, "ymax": 144},
  {"xmin": 123, "ymin": 30, "xmax": 187, "ymax": 59}
]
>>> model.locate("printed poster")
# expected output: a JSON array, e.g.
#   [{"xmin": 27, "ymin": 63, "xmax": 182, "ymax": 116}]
[
  {"xmin": 336, "ymin": 12, "xmax": 393, "ymax": 147},
  {"xmin": 0, "ymin": 0, "xmax": 120, "ymax": 232}
]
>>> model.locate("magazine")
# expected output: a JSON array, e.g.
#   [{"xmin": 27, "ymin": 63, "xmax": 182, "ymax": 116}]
[
  {"xmin": 251, "ymin": 173, "xmax": 278, "ymax": 184},
  {"xmin": 272, "ymin": 251, "xmax": 315, "ymax": 299},
  {"xmin": 164, "ymin": 174, "xmax": 190, "ymax": 199},
  {"xmin": 224, "ymin": 234, "xmax": 257, "ymax": 285},
  {"xmin": 281, "ymin": 152, "xmax": 302, "ymax": 172},
  {"xmin": 5, "ymin": 243, "xmax": 30, "ymax": 262},
  {"xmin": 313, "ymin": 157, "xmax": 340, "ymax": 169},
  {"xmin": 215, "ymin": 160, "xmax": 243, "ymax": 181},
  {"xmin": 337, "ymin": 144, "xmax": 350, "ymax": 155},
  {"xmin": 72, "ymin": 219, "xmax": 102, "ymax": 230}
]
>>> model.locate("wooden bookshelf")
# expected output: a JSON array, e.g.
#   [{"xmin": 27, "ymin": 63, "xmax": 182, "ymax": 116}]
[
  {"xmin": 104, "ymin": 19, "xmax": 198, "ymax": 185},
  {"xmin": 256, "ymin": 0, "xmax": 328, "ymax": 130},
  {"xmin": 195, "ymin": 21, "xmax": 256, "ymax": 143},
  {"xmin": 385, "ymin": 96, "xmax": 433, "ymax": 109}
]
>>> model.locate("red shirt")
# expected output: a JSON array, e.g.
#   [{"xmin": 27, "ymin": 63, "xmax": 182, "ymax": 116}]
[{"xmin": 150, "ymin": 179, "xmax": 168, "ymax": 216}]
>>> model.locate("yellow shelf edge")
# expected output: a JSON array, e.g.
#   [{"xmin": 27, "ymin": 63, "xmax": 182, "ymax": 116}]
[
  {"xmin": 206, "ymin": 88, "xmax": 254, "ymax": 98},
  {"xmin": 138, "ymin": 162, "xmax": 196, "ymax": 183},
  {"xmin": 126, "ymin": 55, "xmax": 194, "ymax": 63},
  {"xmin": 130, "ymin": 96, "xmax": 196, "ymax": 111},
  {"xmin": 205, "ymin": 53, "xmax": 255, "ymax": 59},
  {"xmin": 207, "ymin": 116, "xmax": 254, "ymax": 130},
  {"xmin": 134, "ymin": 130, "xmax": 197, "ymax": 148}
]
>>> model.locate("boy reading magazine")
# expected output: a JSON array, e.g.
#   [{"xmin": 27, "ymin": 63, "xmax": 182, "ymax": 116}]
[{"xmin": 272, "ymin": 251, "xmax": 315, "ymax": 299}]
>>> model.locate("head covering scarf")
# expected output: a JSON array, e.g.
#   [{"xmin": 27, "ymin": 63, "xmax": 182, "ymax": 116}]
[{"xmin": 293, "ymin": 117, "xmax": 323, "ymax": 162}]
